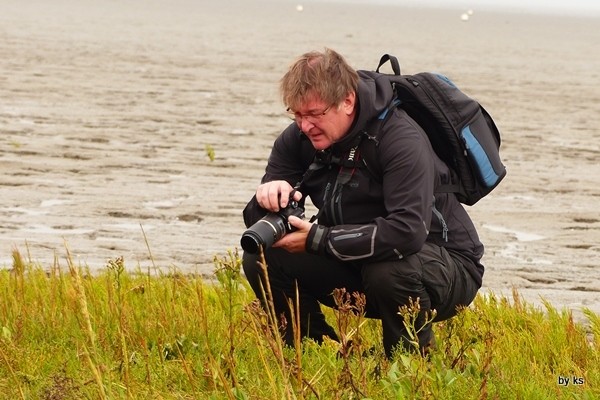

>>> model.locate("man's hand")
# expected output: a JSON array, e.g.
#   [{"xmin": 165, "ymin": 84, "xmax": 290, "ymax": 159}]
[
  {"xmin": 272, "ymin": 216, "xmax": 312, "ymax": 253},
  {"xmin": 256, "ymin": 180, "xmax": 303, "ymax": 212}
]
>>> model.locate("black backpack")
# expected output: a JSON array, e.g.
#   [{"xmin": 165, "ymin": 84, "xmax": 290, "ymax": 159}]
[{"xmin": 363, "ymin": 54, "xmax": 506, "ymax": 206}]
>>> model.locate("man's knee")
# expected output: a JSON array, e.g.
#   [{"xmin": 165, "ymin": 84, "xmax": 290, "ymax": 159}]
[
  {"xmin": 242, "ymin": 251, "xmax": 264, "ymax": 295},
  {"xmin": 242, "ymin": 248, "xmax": 297, "ymax": 297}
]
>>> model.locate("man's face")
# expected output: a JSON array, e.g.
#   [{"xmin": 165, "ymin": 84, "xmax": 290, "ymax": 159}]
[{"xmin": 289, "ymin": 93, "xmax": 356, "ymax": 150}]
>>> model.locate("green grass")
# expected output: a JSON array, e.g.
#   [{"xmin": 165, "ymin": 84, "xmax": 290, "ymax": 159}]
[{"xmin": 0, "ymin": 248, "xmax": 598, "ymax": 399}]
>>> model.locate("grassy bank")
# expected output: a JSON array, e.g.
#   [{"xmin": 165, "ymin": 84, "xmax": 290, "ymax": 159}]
[{"xmin": 0, "ymin": 249, "xmax": 598, "ymax": 399}]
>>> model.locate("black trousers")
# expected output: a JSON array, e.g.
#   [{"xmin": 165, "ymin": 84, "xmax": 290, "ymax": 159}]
[{"xmin": 242, "ymin": 242, "xmax": 480, "ymax": 357}]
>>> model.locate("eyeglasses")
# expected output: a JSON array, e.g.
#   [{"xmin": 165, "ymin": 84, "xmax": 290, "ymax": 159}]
[{"xmin": 286, "ymin": 104, "xmax": 333, "ymax": 124}]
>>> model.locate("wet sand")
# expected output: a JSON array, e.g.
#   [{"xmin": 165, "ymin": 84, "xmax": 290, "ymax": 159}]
[{"xmin": 1, "ymin": 0, "xmax": 599, "ymax": 320}]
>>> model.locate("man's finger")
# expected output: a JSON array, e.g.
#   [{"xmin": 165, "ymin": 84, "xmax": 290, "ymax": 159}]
[
  {"xmin": 287, "ymin": 215, "xmax": 308, "ymax": 230},
  {"xmin": 292, "ymin": 190, "xmax": 303, "ymax": 202}
]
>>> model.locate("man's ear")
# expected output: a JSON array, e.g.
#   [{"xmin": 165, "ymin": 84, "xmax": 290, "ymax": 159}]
[{"xmin": 342, "ymin": 91, "xmax": 356, "ymax": 116}]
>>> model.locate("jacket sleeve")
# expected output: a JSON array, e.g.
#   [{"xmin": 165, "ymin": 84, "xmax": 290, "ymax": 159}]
[
  {"xmin": 306, "ymin": 111, "xmax": 435, "ymax": 261},
  {"xmin": 243, "ymin": 124, "xmax": 312, "ymax": 228}
]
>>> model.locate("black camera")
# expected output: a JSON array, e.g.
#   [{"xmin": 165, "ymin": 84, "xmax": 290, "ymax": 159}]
[{"xmin": 240, "ymin": 199, "xmax": 305, "ymax": 254}]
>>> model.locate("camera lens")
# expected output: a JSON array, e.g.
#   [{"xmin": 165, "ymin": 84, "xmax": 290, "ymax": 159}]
[
  {"xmin": 240, "ymin": 230, "xmax": 262, "ymax": 254},
  {"xmin": 240, "ymin": 214, "xmax": 287, "ymax": 254}
]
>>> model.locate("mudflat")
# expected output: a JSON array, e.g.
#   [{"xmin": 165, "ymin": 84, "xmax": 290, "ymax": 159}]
[{"xmin": 1, "ymin": 0, "xmax": 599, "ymax": 320}]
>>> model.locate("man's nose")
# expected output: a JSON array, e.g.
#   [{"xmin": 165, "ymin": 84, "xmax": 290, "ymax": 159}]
[{"xmin": 299, "ymin": 118, "xmax": 315, "ymax": 132}]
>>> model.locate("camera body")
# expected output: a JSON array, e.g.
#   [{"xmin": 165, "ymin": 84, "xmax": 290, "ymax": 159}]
[{"xmin": 240, "ymin": 200, "xmax": 305, "ymax": 254}]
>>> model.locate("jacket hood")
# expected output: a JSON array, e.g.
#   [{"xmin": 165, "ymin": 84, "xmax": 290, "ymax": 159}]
[{"xmin": 332, "ymin": 70, "xmax": 395, "ymax": 150}]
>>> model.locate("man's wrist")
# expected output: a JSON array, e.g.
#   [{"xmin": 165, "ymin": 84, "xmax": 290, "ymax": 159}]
[{"xmin": 306, "ymin": 224, "xmax": 328, "ymax": 255}]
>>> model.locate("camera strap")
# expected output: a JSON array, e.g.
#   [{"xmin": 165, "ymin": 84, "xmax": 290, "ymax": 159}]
[
  {"xmin": 296, "ymin": 130, "xmax": 374, "ymax": 223},
  {"xmin": 303, "ymin": 143, "xmax": 362, "ymax": 224}
]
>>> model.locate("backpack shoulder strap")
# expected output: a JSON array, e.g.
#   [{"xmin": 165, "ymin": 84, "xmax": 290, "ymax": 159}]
[
  {"xmin": 354, "ymin": 99, "xmax": 401, "ymax": 183},
  {"xmin": 357, "ymin": 86, "xmax": 462, "ymax": 194}
]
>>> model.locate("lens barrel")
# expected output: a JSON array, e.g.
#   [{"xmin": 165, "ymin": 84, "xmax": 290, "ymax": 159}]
[{"xmin": 240, "ymin": 214, "xmax": 287, "ymax": 254}]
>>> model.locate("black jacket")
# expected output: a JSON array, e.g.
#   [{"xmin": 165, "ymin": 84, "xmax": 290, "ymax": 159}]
[{"xmin": 243, "ymin": 71, "xmax": 484, "ymax": 285}]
